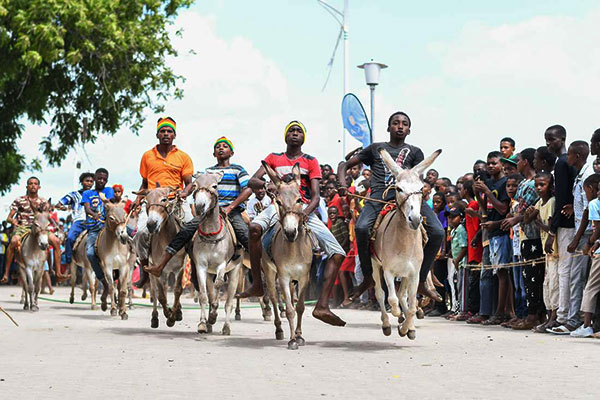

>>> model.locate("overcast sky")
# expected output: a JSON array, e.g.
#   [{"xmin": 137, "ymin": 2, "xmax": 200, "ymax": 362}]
[{"xmin": 4, "ymin": 1, "xmax": 600, "ymax": 212}]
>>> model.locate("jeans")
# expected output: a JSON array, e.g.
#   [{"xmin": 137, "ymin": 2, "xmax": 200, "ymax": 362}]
[
  {"xmin": 566, "ymin": 232, "xmax": 590, "ymax": 327},
  {"xmin": 480, "ymin": 246, "xmax": 494, "ymax": 316},
  {"xmin": 512, "ymin": 261, "xmax": 527, "ymax": 318},
  {"xmin": 556, "ymin": 228, "xmax": 575, "ymax": 324},
  {"xmin": 166, "ymin": 208, "xmax": 249, "ymax": 255},
  {"xmin": 86, "ymin": 228, "xmax": 105, "ymax": 281},
  {"xmin": 355, "ymin": 197, "xmax": 444, "ymax": 282},
  {"xmin": 64, "ymin": 220, "xmax": 86, "ymax": 264}
]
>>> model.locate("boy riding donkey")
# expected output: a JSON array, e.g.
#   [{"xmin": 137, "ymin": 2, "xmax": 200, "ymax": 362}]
[
  {"xmin": 236, "ymin": 121, "xmax": 347, "ymax": 327},
  {"xmin": 337, "ymin": 111, "xmax": 445, "ymax": 304},
  {"xmin": 1, "ymin": 177, "xmax": 68, "ymax": 284}
]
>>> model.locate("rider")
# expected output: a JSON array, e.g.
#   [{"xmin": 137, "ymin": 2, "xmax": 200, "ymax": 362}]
[
  {"xmin": 236, "ymin": 121, "xmax": 347, "ymax": 327},
  {"xmin": 337, "ymin": 111, "xmax": 445, "ymax": 302},
  {"xmin": 1, "ymin": 177, "xmax": 68, "ymax": 283},
  {"xmin": 132, "ymin": 117, "xmax": 194, "ymax": 288},
  {"xmin": 81, "ymin": 168, "xmax": 115, "ymax": 309},
  {"xmin": 145, "ymin": 136, "xmax": 252, "ymax": 277},
  {"xmin": 55, "ymin": 172, "xmax": 95, "ymax": 267}
]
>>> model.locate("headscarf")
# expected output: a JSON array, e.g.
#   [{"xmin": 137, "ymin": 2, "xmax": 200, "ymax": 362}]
[
  {"xmin": 157, "ymin": 117, "xmax": 176, "ymax": 133},
  {"xmin": 284, "ymin": 120, "xmax": 306, "ymax": 143},
  {"xmin": 214, "ymin": 136, "xmax": 234, "ymax": 152},
  {"xmin": 112, "ymin": 184, "xmax": 124, "ymax": 193}
]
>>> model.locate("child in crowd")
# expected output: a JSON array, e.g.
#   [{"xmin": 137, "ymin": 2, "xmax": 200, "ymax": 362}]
[
  {"xmin": 506, "ymin": 174, "xmax": 527, "ymax": 326},
  {"xmin": 525, "ymin": 172, "xmax": 559, "ymax": 332},
  {"xmin": 461, "ymin": 180, "xmax": 481, "ymax": 320},
  {"xmin": 448, "ymin": 207, "xmax": 468, "ymax": 320},
  {"xmin": 328, "ymin": 206, "xmax": 352, "ymax": 307},
  {"xmin": 533, "ymin": 146, "xmax": 557, "ymax": 173},
  {"xmin": 571, "ymin": 174, "xmax": 600, "ymax": 337}
]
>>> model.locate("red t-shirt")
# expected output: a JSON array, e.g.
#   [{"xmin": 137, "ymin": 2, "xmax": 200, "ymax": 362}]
[
  {"xmin": 263, "ymin": 152, "xmax": 321, "ymax": 203},
  {"xmin": 465, "ymin": 200, "xmax": 482, "ymax": 263}
]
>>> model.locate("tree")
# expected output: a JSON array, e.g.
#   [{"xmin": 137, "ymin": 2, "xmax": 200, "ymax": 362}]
[{"xmin": 0, "ymin": 0, "xmax": 193, "ymax": 193}]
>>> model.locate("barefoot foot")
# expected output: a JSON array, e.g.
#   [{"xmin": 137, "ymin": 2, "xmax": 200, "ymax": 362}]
[
  {"xmin": 348, "ymin": 276, "xmax": 374, "ymax": 302},
  {"xmin": 312, "ymin": 307, "xmax": 346, "ymax": 327},
  {"xmin": 235, "ymin": 284, "xmax": 264, "ymax": 299}
]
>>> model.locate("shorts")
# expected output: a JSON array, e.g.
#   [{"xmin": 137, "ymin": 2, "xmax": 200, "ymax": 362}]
[
  {"xmin": 11, "ymin": 225, "xmax": 31, "ymax": 239},
  {"xmin": 489, "ymin": 235, "xmax": 512, "ymax": 268}
]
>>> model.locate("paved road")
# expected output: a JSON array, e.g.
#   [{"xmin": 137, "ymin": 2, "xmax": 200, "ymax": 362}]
[{"xmin": 1, "ymin": 286, "xmax": 597, "ymax": 399}]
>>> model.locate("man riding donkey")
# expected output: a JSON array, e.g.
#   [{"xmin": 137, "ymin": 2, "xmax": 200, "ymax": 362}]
[
  {"xmin": 144, "ymin": 136, "xmax": 252, "ymax": 279},
  {"xmin": 236, "ymin": 121, "xmax": 347, "ymax": 327},
  {"xmin": 337, "ymin": 111, "xmax": 445, "ymax": 304},
  {"xmin": 1, "ymin": 177, "xmax": 69, "ymax": 284},
  {"xmin": 133, "ymin": 117, "xmax": 194, "ymax": 288}
]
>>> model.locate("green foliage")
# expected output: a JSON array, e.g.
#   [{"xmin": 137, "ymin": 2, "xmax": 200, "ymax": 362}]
[{"xmin": 0, "ymin": 0, "xmax": 193, "ymax": 193}]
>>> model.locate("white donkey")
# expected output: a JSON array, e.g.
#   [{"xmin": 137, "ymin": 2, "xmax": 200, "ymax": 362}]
[
  {"xmin": 372, "ymin": 148, "xmax": 442, "ymax": 340},
  {"xmin": 17, "ymin": 202, "xmax": 53, "ymax": 311},
  {"xmin": 262, "ymin": 162, "xmax": 313, "ymax": 350},
  {"xmin": 190, "ymin": 172, "xmax": 242, "ymax": 335}
]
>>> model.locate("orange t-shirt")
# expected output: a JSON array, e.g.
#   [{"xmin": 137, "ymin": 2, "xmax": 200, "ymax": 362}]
[{"xmin": 139, "ymin": 146, "xmax": 194, "ymax": 190}]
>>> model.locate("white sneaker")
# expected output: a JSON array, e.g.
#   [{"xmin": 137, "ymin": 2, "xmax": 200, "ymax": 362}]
[{"xmin": 570, "ymin": 325, "xmax": 594, "ymax": 338}]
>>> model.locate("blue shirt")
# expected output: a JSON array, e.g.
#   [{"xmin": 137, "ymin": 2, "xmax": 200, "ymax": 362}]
[
  {"xmin": 80, "ymin": 187, "xmax": 115, "ymax": 231},
  {"xmin": 60, "ymin": 190, "xmax": 86, "ymax": 222},
  {"xmin": 205, "ymin": 164, "xmax": 249, "ymax": 208}
]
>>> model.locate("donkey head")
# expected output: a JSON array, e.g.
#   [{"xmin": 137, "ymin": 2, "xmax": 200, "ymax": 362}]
[
  {"xmin": 378, "ymin": 148, "xmax": 442, "ymax": 230},
  {"xmin": 191, "ymin": 172, "xmax": 223, "ymax": 217},
  {"xmin": 105, "ymin": 203, "xmax": 128, "ymax": 244},
  {"xmin": 262, "ymin": 161, "xmax": 304, "ymax": 242},
  {"xmin": 144, "ymin": 187, "xmax": 175, "ymax": 234},
  {"xmin": 31, "ymin": 211, "xmax": 52, "ymax": 251}
]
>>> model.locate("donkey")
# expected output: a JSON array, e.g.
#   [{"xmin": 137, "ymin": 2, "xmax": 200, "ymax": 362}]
[
  {"xmin": 190, "ymin": 172, "xmax": 242, "ymax": 335},
  {"xmin": 17, "ymin": 203, "xmax": 53, "ymax": 311},
  {"xmin": 142, "ymin": 187, "xmax": 187, "ymax": 328},
  {"xmin": 95, "ymin": 204, "xmax": 131, "ymax": 319},
  {"xmin": 262, "ymin": 162, "xmax": 313, "ymax": 350},
  {"xmin": 372, "ymin": 148, "xmax": 442, "ymax": 340},
  {"xmin": 69, "ymin": 232, "xmax": 98, "ymax": 309}
]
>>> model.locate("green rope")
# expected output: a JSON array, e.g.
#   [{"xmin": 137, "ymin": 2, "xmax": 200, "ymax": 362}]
[{"xmin": 37, "ymin": 296, "xmax": 317, "ymax": 310}]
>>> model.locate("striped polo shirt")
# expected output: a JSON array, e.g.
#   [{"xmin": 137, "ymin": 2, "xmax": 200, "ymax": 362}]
[{"xmin": 205, "ymin": 164, "xmax": 250, "ymax": 208}]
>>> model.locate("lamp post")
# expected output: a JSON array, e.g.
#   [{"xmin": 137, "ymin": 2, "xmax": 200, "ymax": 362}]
[{"xmin": 357, "ymin": 60, "xmax": 387, "ymax": 141}]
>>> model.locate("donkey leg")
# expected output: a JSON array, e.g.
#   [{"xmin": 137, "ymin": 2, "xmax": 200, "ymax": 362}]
[
  {"xmin": 149, "ymin": 276, "xmax": 160, "ymax": 328},
  {"xmin": 26, "ymin": 267, "xmax": 35, "ymax": 311},
  {"xmin": 206, "ymin": 274, "xmax": 218, "ymax": 330},
  {"xmin": 280, "ymin": 276, "xmax": 298, "ymax": 350},
  {"xmin": 106, "ymin": 267, "xmax": 117, "ymax": 316},
  {"xmin": 167, "ymin": 266, "xmax": 185, "ymax": 327},
  {"xmin": 195, "ymin": 266, "xmax": 210, "ymax": 333},
  {"xmin": 155, "ymin": 278, "xmax": 171, "ymax": 319},
  {"xmin": 119, "ymin": 265, "xmax": 129, "ymax": 320},
  {"xmin": 87, "ymin": 269, "xmax": 97, "ymax": 310},
  {"xmin": 214, "ymin": 262, "xmax": 226, "ymax": 289},
  {"xmin": 402, "ymin": 274, "xmax": 419, "ymax": 340},
  {"xmin": 372, "ymin": 263, "xmax": 391, "ymax": 336},
  {"xmin": 32, "ymin": 268, "xmax": 43, "ymax": 311},
  {"xmin": 222, "ymin": 266, "xmax": 240, "ymax": 335},
  {"xmin": 397, "ymin": 277, "xmax": 410, "ymax": 335},
  {"xmin": 259, "ymin": 294, "xmax": 271, "ymax": 321},
  {"xmin": 384, "ymin": 270, "xmax": 401, "ymax": 318},
  {"xmin": 294, "ymin": 278, "xmax": 308, "ymax": 346},
  {"xmin": 265, "ymin": 267, "xmax": 283, "ymax": 340},
  {"xmin": 69, "ymin": 262, "xmax": 77, "ymax": 304}
]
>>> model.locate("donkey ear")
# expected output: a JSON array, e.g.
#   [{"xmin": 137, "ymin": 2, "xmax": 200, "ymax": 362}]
[
  {"xmin": 412, "ymin": 149, "xmax": 442, "ymax": 177},
  {"xmin": 132, "ymin": 189, "xmax": 148, "ymax": 196},
  {"xmin": 261, "ymin": 161, "xmax": 280, "ymax": 185},
  {"xmin": 378, "ymin": 148, "xmax": 402, "ymax": 178},
  {"xmin": 292, "ymin": 163, "xmax": 301, "ymax": 186}
]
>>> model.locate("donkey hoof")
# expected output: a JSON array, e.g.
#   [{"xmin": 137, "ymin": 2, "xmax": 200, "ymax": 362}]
[
  {"xmin": 81, "ymin": 292, "xmax": 88, "ymax": 301},
  {"xmin": 164, "ymin": 308, "xmax": 172, "ymax": 319},
  {"xmin": 407, "ymin": 330, "xmax": 416, "ymax": 340},
  {"xmin": 121, "ymin": 313, "xmax": 128, "ymax": 321},
  {"xmin": 235, "ymin": 313, "xmax": 241, "ymax": 321},
  {"xmin": 198, "ymin": 323, "xmax": 208, "ymax": 334},
  {"xmin": 287, "ymin": 340, "xmax": 298, "ymax": 350},
  {"xmin": 166, "ymin": 318, "xmax": 176, "ymax": 328},
  {"xmin": 151, "ymin": 318, "xmax": 159, "ymax": 329},
  {"xmin": 398, "ymin": 314, "xmax": 405, "ymax": 324},
  {"xmin": 110, "ymin": 309, "xmax": 118, "ymax": 316},
  {"xmin": 416, "ymin": 308, "xmax": 425, "ymax": 319},
  {"xmin": 175, "ymin": 309, "xmax": 183, "ymax": 321},
  {"xmin": 222, "ymin": 325, "xmax": 231, "ymax": 336},
  {"xmin": 295, "ymin": 336, "xmax": 306, "ymax": 346},
  {"xmin": 263, "ymin": 315, "xmax": 271, "ymax": 322},
  {"xmin": 69, "ymin": 295, "xmax": 74, "ymax": 304},
  {"xmin": 101, "ymin": 301, "xmax": 108, "ymax": 312},
  {"xmin": 398, "ymin": 326, "xmax": 406, "ymax": 337},
  {"xmin": 207, "ymin": 324, "xmax": 213, "ymax": 333},
  {"xmin": 31, "ymin": 305, "xmax": 39, "ymax": 312},
  {"xmin": 280, "ymin": 311, "xmax": 286, "ymax": 319},
  {"xmin": 382, "ymin": 326, "xmax": 392, "ymax": 336},
  {"xmin": 208, "ymin": 313, "xmax": 217, "ymax": 325},
  {"xmin": 275, "ymin": 330, "xmax": 284, "ymax": 340}
]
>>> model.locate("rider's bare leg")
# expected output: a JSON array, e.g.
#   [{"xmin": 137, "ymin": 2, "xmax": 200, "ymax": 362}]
[
  {"xmin": 236, "ymin": 223, "xmax": 264, "ymax": 298},
  {"xmin": 49, "ymin": 233, "xmax": 69, "ymax": 281},
  {"xmin": 313, "ymin": 254, "xmax": 346, "ymax": 326},
  {"xmin": 1, "ymin": 237, "xmax": 19, "ymax": 283}
]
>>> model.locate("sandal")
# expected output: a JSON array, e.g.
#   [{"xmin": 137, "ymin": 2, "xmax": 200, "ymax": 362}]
[
  {"xmin": 481, "ymin": 314, "xmax": 507, "ymax": 326},
  {"xmin": 548, "ymin": 325, "xmax": 574, "ymax": 335}
]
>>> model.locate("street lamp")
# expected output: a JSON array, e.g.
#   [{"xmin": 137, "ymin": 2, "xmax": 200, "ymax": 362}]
[{"xmin": 357, "ymin": 60, "xmax": 387, "ymax": 139}]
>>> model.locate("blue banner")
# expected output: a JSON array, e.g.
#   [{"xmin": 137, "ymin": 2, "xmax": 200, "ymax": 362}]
[{"xmin": 341, "ymin": 93, "xmax": 371, "ymax": 148}]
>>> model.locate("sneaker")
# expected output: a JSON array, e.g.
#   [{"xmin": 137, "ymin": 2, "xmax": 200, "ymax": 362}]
[{"xmin": 570, "ymin": 325, "xmax": 594, "ymax": 338}]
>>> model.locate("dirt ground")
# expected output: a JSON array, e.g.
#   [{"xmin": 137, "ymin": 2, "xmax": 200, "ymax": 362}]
[{"xmin": 1, "ymin": 286, "xmax": 598, "ymax": 399}]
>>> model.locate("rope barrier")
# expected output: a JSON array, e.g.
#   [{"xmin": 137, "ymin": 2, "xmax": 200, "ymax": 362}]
[
  {"xmin": 464, "ymin": 251, "xmax": 594, "ymax": 271},
  {"xmin": 37, "ymin": 296, "xmax": 317, "ymax": 310}
]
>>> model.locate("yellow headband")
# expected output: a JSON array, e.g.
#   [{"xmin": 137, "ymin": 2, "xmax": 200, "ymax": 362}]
[{"xmin": 284, "ymin": 121, "xmax": 306, "ymax": 144}]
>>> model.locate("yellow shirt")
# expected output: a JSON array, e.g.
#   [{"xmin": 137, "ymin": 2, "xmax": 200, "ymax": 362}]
[
  {"xmin": 139, "ymin": 146, "xmax": 193, "ymax": 190},
  {"xmin": 536, "ymin": 197, "xmax": 558, "ymax": 256}
]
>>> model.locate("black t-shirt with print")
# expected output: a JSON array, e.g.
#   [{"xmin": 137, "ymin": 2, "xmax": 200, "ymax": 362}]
[
  {"xmin": 484, "ymin": 176, "xmax": 509, "ymax": 238},
  {"xmin": 357, "ymin": 142, "xmax": 424, "ymax": 199}
]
